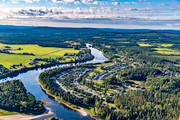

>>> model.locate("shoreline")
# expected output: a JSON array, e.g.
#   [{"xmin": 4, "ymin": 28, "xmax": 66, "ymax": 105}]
[
  {"xmin": 0, "ymin": 55, "xmax": 94, "ymax": 81},
  {"xmin": 38, "ymin": 78, "xmax": 90, "ymax": 117},
  {"xmin": 0, "ymin": 45, "xmax": 101, "ymax": 120},
  {"xmin": 0, "ymin": 107, "xmax": 53, "ymax": 120}
]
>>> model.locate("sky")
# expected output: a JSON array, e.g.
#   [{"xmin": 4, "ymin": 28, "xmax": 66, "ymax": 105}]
[{"xmin": 0, "ymin": 0, "xmax": 180, "ymax": 29}]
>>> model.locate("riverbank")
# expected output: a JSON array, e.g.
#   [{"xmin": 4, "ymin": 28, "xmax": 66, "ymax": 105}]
[
  {"xmin": 0, "ymin": 107, "xmax": 53, "ymax": 120},
  {"xmin": 0, "ymin": 45, "xmax": 106, "ymax": 120},
  {"xmin": 0, "ymin": 52, "xmax": 94, "ymax": 80},
  {"xmin": 38, "ymin": 78, "xmax": 90, "ymax": 117}
]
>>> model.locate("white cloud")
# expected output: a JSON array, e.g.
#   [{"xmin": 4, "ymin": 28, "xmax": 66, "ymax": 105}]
[
  {"xmin": 0, "ymin": 5, "xmax": 179, "ymax": 29},
  {"xmin": 53, "ymin": 0, "xmax": 107, "ymax": 5},
  {"xmin": 52, "ymin": 0, "xmax": 80, "ymax": 4},
  {"xmin": 11, "ymin": 0, "xmax": 18, "ymax": 4},
  {"xmin": 24, "ymin": 0, "xmax": 40, "ymax": 3}
]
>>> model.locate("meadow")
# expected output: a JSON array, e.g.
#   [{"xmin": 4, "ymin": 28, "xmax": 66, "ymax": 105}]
[
  {"xmin": 0, "ymin": 43, "xmax": 80, "ymax": 68},
  {"xmin": 138, "ymin": 43, "xmax": 151, "ymax": 47},
  {"xmin": 0, "ymin": 53, "xmax": 35, "ymax": 68},
  {"xmin": 0, "ymin": 43, "xmax": 79, "ymax": 56},
  {"xmin": 136, "ymin": 42, "xmax": 180, "ymax": 56},
  {"xmin": 153, "ymin": 48, "xmax": 180, "ymax": 55},
  {"xmin": 0, "ymin": 109, "xmax": 19, "ymax": 116}
]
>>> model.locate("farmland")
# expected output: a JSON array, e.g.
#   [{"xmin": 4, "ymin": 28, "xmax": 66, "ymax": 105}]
[
  {"xmin": 0, "ymin": 43, "xmax": 80, "ymax": 69},
  {"xmin": 0, "ymin": 27, "xmax": 179, "ymax": 120},
  {"xmin": 0, "ymin": 53, "xmax": 35, "ymax": 68},
  {"xmin": 153, "ymin": 48, "xmax": 180, "ymax": 55},
  {"xmin": 138, "ymin": 43, "xmax": 151, "ymax": 47},
  {"xmin": 0, "ymin": 43, "xmax": 79, "ymax": 56}
]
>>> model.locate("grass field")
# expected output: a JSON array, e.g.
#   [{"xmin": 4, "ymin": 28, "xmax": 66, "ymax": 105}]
[
  {"xmin": 0, "ymin": 43, "xmax": 80, "ymax": 69},
  {"xmin": 0, "ymin": 109, "xmax": 19, "ymax": 116},
  {"xmin": 0, "ymin": 53, "xmax": 35, "ymax": 68},
  {"xmin": 105, "ymin": 45, "xmax": 111, "ymax": 48},
  {"xmin": 119, "ymin": 42, "xmax": 130, "ymax": 43},
  {"xmin": 157, "ymin": 44, "xmax": 173, "ymax": 47},
  {"xmin": 138, "ymin": 43, "xmax": 151, "ymax": 47},
  {"xmin": 93, "ymin": 36, "xmax": 101, "ymax": 39},
  {"xmin": 0, "ymin": 43, "xmax": 79, "ymax": 56},
  {"xmin": 153, "ymin": 48, "xmax": 180, "ymax": 55}
]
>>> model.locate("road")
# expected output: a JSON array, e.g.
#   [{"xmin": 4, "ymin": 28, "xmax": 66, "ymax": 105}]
[{"xmin": 25, "ymin": 49, "xmax": 65, "ymax": 66}]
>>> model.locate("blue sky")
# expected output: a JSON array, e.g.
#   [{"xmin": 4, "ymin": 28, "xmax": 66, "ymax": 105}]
[{"xmin": 0, "ymin": 0, "xmax": 180, "ymax": 29}]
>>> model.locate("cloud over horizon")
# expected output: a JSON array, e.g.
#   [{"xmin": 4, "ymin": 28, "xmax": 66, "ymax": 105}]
[{"xmin": 0, "ymin": 0, "xmax": 179, "ymax": 29}]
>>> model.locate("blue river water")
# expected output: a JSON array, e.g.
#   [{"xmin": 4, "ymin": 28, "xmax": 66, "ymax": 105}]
[{"xmin": 0, "ymin": 44, "xmax": 108, "ymax": 120}]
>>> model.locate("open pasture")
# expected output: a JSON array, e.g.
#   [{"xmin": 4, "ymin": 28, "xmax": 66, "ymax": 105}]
[
  {"xmin": 153, "ymin": 48, "xmax": 180, "ymax": 55},
  {"xmin": 0, "ymin": 43, "xmax": 79, "ymax": 56},
  {"xmin": 138, "ymin": 43, "xmax": 151, "ymax": 47},
  {"xmin": 0, "ymin": 43, "xmax": 80, "ymax": 69},
  {"xmin": 0, "ymin": 53, "xmax": 35, "ymax": 68}
]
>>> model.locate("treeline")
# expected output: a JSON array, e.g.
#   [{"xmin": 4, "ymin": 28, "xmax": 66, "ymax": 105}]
[
  {"xmin": 0, "ymin": 80, "xmax": 45, "ymax": 114},
  {"xmin": 0, "ymin": 65, "xmax": 10, "ymax": 77},
  {"xmin": 0, "ymin": 49, "xmax": 35, "ymax": 56},
  {"xmin": 93, "ymin": 76, "xmax": 180, "ymax": 120}
]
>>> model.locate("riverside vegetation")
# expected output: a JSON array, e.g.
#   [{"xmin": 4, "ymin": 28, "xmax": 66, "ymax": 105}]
[
  {"xmin": 0, "ymin": 80, "xmax": 45, "ymax": 115},
  {"xmin": 0, "ymin": 27, "xmax": 179, "ymax": 120}
]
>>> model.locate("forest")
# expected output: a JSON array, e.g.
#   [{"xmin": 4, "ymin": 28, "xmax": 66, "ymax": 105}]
[
  {"xmin": 0, "ymin": 27, "xmax": 179, "ymax": 120},
  {"xmin": 37, "ymin": 27, "xmax": 180, "ymax": 120},
  {"xmin": 0, "ymin": 80, "xmax": 45, "ymax": 115}
]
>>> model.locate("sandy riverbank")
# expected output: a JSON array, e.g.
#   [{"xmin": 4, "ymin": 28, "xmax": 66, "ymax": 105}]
[
  {"xmin": 0, "ymin": 107, "xmax": 53, "ymax": 120},
  {"xmin": 38, "ymin": 79, "xmax": 89, "ymax": 117}
]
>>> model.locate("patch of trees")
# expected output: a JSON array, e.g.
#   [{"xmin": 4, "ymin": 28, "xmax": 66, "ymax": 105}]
[
  {"xmin": 121, "ymin": 67, "xmax": 163, "ymax": 81},
  {"xmin": 0, "ymin": 49, "xmax": 35, "ymax": 56},
  {"xmin": 0, "ymin": 64, "xmax": 10, "ymax": 78},
  {"xmin": 0, "ymin": 80, "xmax": 45, "ymax": 114},
  {"xmin": 75, "ymin": 49, "xmax": 94, "ymax": 63}
]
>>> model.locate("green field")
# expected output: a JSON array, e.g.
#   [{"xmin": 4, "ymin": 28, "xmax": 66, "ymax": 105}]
[
  {"xmin": 0, "ymin": 109, "xmax": 19, "ymax": 116},
  {"xmin": 0, "ymin": 43, "xmax": 79, "ymax": 56},
  {"xmin": 157, "ymin": 44, "xmax": 174, "ymax": 47},
  {"xmin": 0, "ymin": 43, "xmax": 80, "ymax": 69},
  {"xmin": 154, "ymin": 48, "xmax": 180, "ymax": 55},
  {"xmin": 0, "ymin": 53, "xmax": 35, "ymax": 68},
  {"xmin": 138, "ymin": 43, "xmax": 151, "ymax": 47}
]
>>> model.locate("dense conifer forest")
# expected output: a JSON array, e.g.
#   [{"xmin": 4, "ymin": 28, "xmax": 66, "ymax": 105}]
[{"xmin": 0, "ymin": 80, "xmax": 45, "ymax": 114}]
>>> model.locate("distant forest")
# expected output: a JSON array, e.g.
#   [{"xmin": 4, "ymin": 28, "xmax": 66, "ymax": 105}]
[{"xmin": 0, "ymin": 26, "xmax": 179, "ymax": 49}]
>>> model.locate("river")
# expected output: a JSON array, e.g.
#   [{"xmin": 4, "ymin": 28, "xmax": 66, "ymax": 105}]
[{"xmin": 0, "ymin": 44, "xmax": 108, "ymax": 120}]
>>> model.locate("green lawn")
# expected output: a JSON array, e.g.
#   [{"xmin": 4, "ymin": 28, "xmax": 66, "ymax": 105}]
[{"xmin": 0, "ymin": 109, "xmax": 19, "ymax": 116}]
